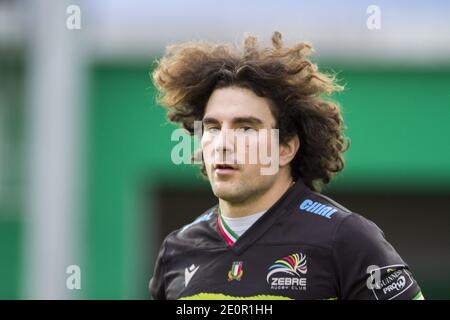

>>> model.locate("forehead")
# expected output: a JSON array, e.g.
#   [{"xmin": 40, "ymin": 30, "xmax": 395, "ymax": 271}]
[{"xmin": 203, "ymin": 86, "xmax": 275, "ymax": 124}]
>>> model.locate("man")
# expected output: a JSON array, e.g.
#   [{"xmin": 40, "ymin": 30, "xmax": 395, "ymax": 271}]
[{"xmin": 149, "ymin": 32, "xmax": 424, "ymax": 300}]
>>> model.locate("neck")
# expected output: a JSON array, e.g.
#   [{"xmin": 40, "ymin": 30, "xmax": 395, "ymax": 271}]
[{"xmin": 219, "ymin": 177, "xmax": 295, "ymax": 218}]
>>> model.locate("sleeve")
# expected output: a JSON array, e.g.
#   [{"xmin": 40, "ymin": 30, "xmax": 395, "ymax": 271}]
[
  {"xmin": 149, "ymin": 238, "xmax": 168, "ymax": 300},
  {"xmin": 333, "ymin": 214, "xmax": 424, "ymax": 300}
]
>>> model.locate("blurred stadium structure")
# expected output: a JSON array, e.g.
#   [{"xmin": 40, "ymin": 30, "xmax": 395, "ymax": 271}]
[{"xmin": 0, "ymin": 0, "xmax": 449, "ymax": 299}]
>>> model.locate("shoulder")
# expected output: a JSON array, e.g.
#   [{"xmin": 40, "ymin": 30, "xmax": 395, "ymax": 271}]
[
  {"xmin": 303, "ymin": 191, "xmax": 388, "ymax": 250},
  {"xmin": 332, "ymin": 210, "xmax": 402, "ymax": 266},
  {"xmin": 163, "ymin": 205, "xmax": 219, "ymax": 252},
  {"xmin": 179, "ymin": 205, "xmax": 217, "ymax": 233},
  {"xmin": 333, "ymin": 210, "xmax": 385, "ymax": 246},
  {"xmin": 283, "ymin": 188, "xmax": 387, "ymax": 248}
]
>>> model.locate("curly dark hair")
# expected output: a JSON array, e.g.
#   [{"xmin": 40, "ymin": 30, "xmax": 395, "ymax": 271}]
[{"xmin": 152, "ymin": 31, "xmax": 349, "ymax": 192}]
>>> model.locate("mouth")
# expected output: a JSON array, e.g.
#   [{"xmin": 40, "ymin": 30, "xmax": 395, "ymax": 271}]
[
  {"xmin": 214, "ymin": 163, "xmax": 238, "ymax": 170},
  {"xmin": 214, "ymin": 163, "xmax": 239, "ymax": 175}
]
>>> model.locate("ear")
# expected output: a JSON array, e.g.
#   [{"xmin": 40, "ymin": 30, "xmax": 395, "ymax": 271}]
[{"xmin": 279, "ymin": 134, "xmax": 300, "ymax": 167}]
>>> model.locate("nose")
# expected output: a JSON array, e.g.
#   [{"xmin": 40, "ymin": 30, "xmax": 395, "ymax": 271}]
[{"xmin": 214, "ymin": 128, "xmax": 234, "ymax": 157}]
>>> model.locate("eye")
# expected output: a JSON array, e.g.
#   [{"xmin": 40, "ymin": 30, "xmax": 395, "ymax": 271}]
[
  {"xmin": 237, "ymin": 126, "xmax": 254, "ymax": 133},
  {"xmin": 205, "ymin": 126, "xmax": 220, "ymax": 134}
]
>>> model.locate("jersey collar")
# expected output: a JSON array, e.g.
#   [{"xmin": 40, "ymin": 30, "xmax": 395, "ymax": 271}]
[{"xmin": 217, "ymin": 211, "xmax": 239, "ymax": 246}]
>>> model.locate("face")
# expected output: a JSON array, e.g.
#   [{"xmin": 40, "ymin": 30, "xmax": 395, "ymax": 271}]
[{"xmin": 201, "ymin": 86, "xmax": 283, "ymax": 205}]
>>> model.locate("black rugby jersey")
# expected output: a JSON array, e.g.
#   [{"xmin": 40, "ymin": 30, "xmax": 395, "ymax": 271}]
[{"xmin": 149, "ymin": 179, "xmax": 423, "ymax": 300}]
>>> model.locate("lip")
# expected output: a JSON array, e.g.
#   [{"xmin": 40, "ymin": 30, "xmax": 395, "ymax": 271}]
[
  {"xmin": 214, "ymin": 164, "xmax": 239, "ymax": 176},
  {"xmin": 214, "ymin": 163, "xmax": 238, "ymax": 170}
]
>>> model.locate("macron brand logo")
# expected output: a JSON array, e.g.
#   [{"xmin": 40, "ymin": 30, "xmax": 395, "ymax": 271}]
[
  {"xmin": 185, "ymin": 264, "xmax": 200, "ymax": 287},
  {"xmin": 299, "ymin": 199, "xmax": 337, "ymax": 219}
]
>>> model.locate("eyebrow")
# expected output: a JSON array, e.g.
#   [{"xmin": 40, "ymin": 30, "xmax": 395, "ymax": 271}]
[{"xmin": 202, "ymin": 116, "xmax": 264, "ymax": 127}]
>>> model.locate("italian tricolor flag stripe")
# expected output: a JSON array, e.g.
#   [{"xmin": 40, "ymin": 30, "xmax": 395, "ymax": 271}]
[
  {"xmin": 217, "ymin": 211, "xmax": 239, "ymax": 246},
  {"xmin": 232, "ymin": 262, "xmax": 242, "ymax": 276}
]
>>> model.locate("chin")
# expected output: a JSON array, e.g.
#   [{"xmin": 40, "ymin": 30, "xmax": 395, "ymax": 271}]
[
  {"xmin": 213, "ymin": 186, "xmax": 234, "ymax": 198},
  {"xmin": 212, "ymin": 186, "xmax": 241, "ymax": 202}
]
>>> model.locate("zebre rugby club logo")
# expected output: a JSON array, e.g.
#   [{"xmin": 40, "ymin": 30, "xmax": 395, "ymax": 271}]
[
  {"xmin": 267, "ymin": 253, "xmax": 307, "ymax": 290},
  {"xmin": 228, "ymin": 261, "xmax": 244, "ymax": 281}
]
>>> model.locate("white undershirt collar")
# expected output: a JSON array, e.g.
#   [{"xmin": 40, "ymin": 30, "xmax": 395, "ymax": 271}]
[{"xmin": 220, "ymin": 210, "xmax": 267, "ymax": 237}]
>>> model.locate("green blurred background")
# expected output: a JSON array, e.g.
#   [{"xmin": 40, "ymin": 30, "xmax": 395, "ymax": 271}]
[{"xmin": 0, "ymin": 0, "xmax": 449, "ymax": 299}]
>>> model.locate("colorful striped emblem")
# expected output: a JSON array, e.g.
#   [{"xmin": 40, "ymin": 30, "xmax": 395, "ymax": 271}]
[
  {"xmin": 266, "ymin": 253, "xmax": 307, "ymax": 282},
  {"xmin": 217, "ymin": 209, "xmax": 239, "ymax": 246},
  {"xmin": 228, "ymin": 261, "xmax": 244, "ymax": 281}
]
